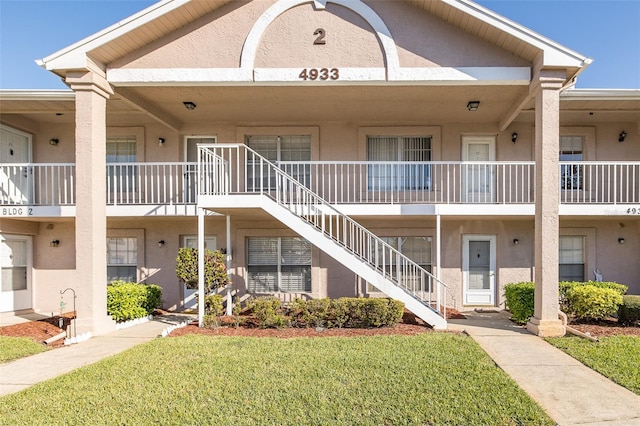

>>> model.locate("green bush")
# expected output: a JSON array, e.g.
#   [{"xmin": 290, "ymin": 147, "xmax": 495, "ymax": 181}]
[
  {"xmin": 287, "ymin": 297, "xmax": 404, "ymax": 329},
  {"xmin": 176, "ymin": 248, "xmax": 230, "ymax": 294},
  {"xmin": 560, "ymin": 281, "xmax": 628, "ymax": 311},
  {"xmin": 618, "ymin": 295, "xmax": 640, "ymax": 325},
  {"xmin": 249, "ymin": 297, "xmax": 288, "ymax": 329},
  {"xmin": 204, "ymin": 294, "xmax": 224, "ymax": 317},
  {"xmin": 107, "ymin": 281, "xmax": 162, "ymax": 322},
  {"xmin": 504, "ymin": 282, "xmax": 535, "ymax": 324},
  {"xmin": 565, "ymin": 285, "xmax": 623, "ymax": 321}
]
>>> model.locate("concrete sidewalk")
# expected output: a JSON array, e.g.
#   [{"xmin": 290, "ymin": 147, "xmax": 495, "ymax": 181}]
[
  {"xmin": 449, "ymin": 310, "xmax": 640, "ymax": 426},
  {"xmin": 0, "ymin": 313, "xmax": 195, "ymax": 397}
]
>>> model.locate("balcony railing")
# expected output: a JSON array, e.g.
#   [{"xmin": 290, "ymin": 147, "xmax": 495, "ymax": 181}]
[
  {"xmin": 279, "ymin": 161, "xmax": 536, "ymax": 204},
  {"xmin": 1, "ymin": 161, "xmax": 638, "ymax": 208},
  {"xmin": 0, "ymin": 162, "xmax": 197, "ymax": 206},
  {"xmin": 560, "ymin": 162, "xmax": 639, "ymax": 204}
]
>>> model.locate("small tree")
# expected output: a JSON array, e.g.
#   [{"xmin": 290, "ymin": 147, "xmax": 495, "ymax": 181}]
[{"xmin": 176, "ymin": 248, "xmax": 230, "ymax": 295}]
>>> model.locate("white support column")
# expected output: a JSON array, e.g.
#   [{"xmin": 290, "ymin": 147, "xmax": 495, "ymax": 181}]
[
  {"xmin": 436, "ymin": 213, "xmax": 441, "ymax": 281},
  {"xmin": 198, "ymin": 208, "xmax": 205, "ymax": 327},
  {"xmin": 226, "ymin": 215, "xmax": 232, "ymax": 316}
]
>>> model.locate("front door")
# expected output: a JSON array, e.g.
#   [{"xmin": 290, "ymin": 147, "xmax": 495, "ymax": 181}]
[
  {"xmin": 463, "ymin": 235, "xmax": 496, "ymax": 305},
  {"xmin": 0, "ymin": 125, "xmax": 32, "ymax": 204},
  {"xmin": 181, "ymin": 235, "xmax": 217, "ymax": 310},
  {"xmin": 462, "ymin": 136, "xmax": 496, "ymax": 202},
  {"xmin": 0, "ymin": 235, "xmax": 32, "ymax": 312}
]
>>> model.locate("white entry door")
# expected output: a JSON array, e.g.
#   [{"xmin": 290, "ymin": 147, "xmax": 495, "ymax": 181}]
[
  {"xmin": 181, "ymin": 235, "xmax": 217, "ymax": 310},
  {"xmin": 0, "ymin": 235, "xmax": 32, "ymax": 312},
  {"xmin": 462, "ymin": 136, "xmax": 496, "ymax": 203},
  {"xmin": 463, "ymin": 235, "xmax": 496, "ymax": 306},
  {"xmin": 0, "ymin": 125, "xmax": 32, "ymax": 204}
]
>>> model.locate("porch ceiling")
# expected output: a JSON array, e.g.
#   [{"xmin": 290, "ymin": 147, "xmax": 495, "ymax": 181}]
[{"xmin": 112, "ymin": 84, "xmax": 524, "ymax": 127}]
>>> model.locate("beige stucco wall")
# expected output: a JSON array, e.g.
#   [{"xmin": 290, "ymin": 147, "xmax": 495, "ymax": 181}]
[{"xmin": 111, "ymin": 0, "xmax": 528, "ymax": 71}]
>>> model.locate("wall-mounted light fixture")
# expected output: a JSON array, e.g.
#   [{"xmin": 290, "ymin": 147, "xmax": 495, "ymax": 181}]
[
  {"xmin": 511, "ymin": 132, "xmax": 518, "ymax": 144},
  {"xmin": 158, "ymin": 138, "xmax": 165, "ymax": 146},
  {"xmin": 618, "ymin": 131, "xmax": 627, "ymax": 142},
  {"xmin": 513, "ymin": 238, "xmax": 519, "ymax": 245},
  {"xmin": 466, "ymin": 101, "xmax": 480, "ymax": 111},
  {"xmin": 158, "ymin": 240, "xmax": 165, "ymax": 247},
  {"xmin": 618, "ymin": 238, "xmax": 625, "ymax": 244},
  {"xmin": 183, "ymin": 101, "xmax": 196, "ymax": 110},
  {"xmin": 50, "ymin": 240, "xmax": 60, "ymax": 248},
  {"xmin": 49, "ymin": 138, "xmax": 59, "ymax": 146}
]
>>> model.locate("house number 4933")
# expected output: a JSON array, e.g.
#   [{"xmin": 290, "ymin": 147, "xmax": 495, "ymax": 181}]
[{"xmin": 299, "ymin": 68, "xmax": 340, "ymax": 81}]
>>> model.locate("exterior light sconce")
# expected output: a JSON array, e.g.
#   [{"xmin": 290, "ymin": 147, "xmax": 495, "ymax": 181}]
[
  {"xmin": 158, "ymin": 240, "xmax": 165, "ymax": 247},
  {"xmin": 466, "ymin": 101, "xmax": 480, "ymax": 111},
  {"xmin": 50, "ymin": 240, "xmax": 60, "ymax": 248},
  {"xmin": 183, "ymin": 101, "xmax": 196, "ymax": 110},
  {"xmin": 618, "ymin": 131, "xmax": 627, "ymax": 142},
  {"xmin": 511, "ymin": 132, "xmax": 518, "ymax": 144},
  {"xmin": 49, "ymin": 138, "xmax": 59, "ymax": 146},
  {"xmin": 158, "ymin": 138, "xmax": 165, "ymax": 146},
  {"xmin": 618, "ymin": 238, "xmax": 625, "ymax": 244},
  {"xmin": 513, "ymin": 238, "xmax": 519, "ymax": 245}
]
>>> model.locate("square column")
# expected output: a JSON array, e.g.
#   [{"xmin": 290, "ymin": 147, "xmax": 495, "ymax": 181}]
[
  {"xmin": 527, "ymin": 71, "xmax": 566, "ymax": 337},
  {"xmin": 67, "ymin": 71, "xmax": 115, "ymax": 335}
]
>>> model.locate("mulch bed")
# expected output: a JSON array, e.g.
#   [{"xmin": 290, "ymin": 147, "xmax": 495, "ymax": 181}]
[{"xmin": 568, "ymin": 318, "xmax": 640, "ymax": 338}]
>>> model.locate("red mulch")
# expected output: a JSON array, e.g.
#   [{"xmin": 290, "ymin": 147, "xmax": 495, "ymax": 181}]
[
  {"xmin": 0, "ymin": 312, "xmax": 75, "ymax": 348},
  {"xmin": 568, "ymin": 319, "xmax": 640, "ymax": 338}
]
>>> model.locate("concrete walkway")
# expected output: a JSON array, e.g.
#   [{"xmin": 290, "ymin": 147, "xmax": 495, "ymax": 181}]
[
  {"xmin": 449, "ymin": 310, "xmax": 640, "ymax": 426},
  {"xmin": 0, "ymin": 313, "xmax": 195, "ymax": 396}
]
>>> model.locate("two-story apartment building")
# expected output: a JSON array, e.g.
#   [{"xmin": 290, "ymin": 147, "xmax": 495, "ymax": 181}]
[{"xmin": 1, "ymin": 0, "xmax": 638, "ymax": 336}]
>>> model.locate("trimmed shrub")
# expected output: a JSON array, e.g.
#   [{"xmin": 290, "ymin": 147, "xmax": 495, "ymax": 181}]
[
  {"xmin": 560, "ymin": 281, "xmax": 628, "ymax": 311},
  {"xmin": 287, "ymin": 297, "xmax": 404, "ymax": 329},
  {"xmin": 504, "ymin": 282, "xmax": 535, "ymax": 324},
  {"xmin": 565, "ymin": 285, "xmax": 623, "ymax": 321},
  {"xmin": 176, "ymin": 248, "xmax": 230, "ymax": 294},
  {"xmin": 249, "ymin": 297, "xmax": 288, "ymax": 329},
  {"xmin": 618, "ymin": 295, "xmax": 640, "ymax": 325},
  {"xmin": 204, "ymin": 294, "xmax": 224, "ymax": 317},
  {"xmin": 107, "ymin": 281, "xmax": 162, "ymax": 322}
]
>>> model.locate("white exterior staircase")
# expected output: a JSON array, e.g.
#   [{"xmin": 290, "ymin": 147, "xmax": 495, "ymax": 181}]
[{"xmin": 198, "ymin": 144, "xmax": 449, "ymax": 329}]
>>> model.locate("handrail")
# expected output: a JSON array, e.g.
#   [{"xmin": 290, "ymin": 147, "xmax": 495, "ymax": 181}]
[{"xmin": 198, "ymin": 143, "xmax": 449, "ymax": 319}]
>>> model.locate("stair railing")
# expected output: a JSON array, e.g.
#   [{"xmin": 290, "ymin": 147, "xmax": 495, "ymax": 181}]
[{"xmin": 198, "ymin": 144, "xmax": 448, "ymax": 319}]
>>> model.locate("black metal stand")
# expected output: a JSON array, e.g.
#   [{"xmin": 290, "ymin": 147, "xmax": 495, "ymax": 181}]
[{"xmin": 60, "ymin": 288, "xmax": 77, "ymax": 338}]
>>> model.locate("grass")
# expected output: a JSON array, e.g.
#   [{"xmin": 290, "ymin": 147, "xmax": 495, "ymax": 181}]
[
  {"xmin": 0, "ymin": 336, "xmax": 49, "ymax": 363},
  {"xmin": 546, "ymin": 335, "xmax": 640, "ymax": 395},
  {"xmin": 0, "ymin": 333, "xmax": 553, "ymax": 425}
]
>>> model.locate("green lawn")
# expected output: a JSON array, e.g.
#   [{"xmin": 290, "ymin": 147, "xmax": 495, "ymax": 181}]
[
  {"xmin": 0, "ymin": 333, "xmax": 553, "ymax": 426},
  {"xmin": 546, "ymin": 335, "xmax": 640, "ymax": 395},
  {"xmin": 0, "ymin": 336, "xmax": 49, "ymax": 363}
]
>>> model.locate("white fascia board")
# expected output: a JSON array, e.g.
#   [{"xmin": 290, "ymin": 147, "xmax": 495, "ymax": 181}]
[
  {"xmin": 0, "ymin": 90, "xmax": 74, "ymax": 101},
  {"xmin": 560, "ymin": 205, "xmax": 638, "ymax": 216},
  {"xmin": 107, "ymin": 66, "xmax": 529, "ymax": 85},
  {"xmin": 108, "ymin": 68, "xmax": 253, "ymax": 86},
  {"xmin": 561, "ymin": 88, "xmax": 640, "ymax": 101},
  {"xmin": 392, "ymin": 67, "xmax": 530, "ymax": 85},
  {"xmin": 37, "ymin": 0, "xmax": 190, "ymax": 71},
  {"xmin": 445, "ymin": 0, "xmax": 591, "ymax": 68}
]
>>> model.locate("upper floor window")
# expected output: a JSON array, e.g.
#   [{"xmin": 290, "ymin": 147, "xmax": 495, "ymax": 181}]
[
  {"xmin": 106, "ymin": 136, "xmax": 136, "ymax": 163},
  {"xmin": 246, "ymin": 135, "xmax": 311, "ymax": 189},
  {"xmin": 367, "ymin": 136, "xmax": 431, "ymax": 191},
  {"xmin": 560, "ymin": 136, "xmax": 583, "ymax": 190}
]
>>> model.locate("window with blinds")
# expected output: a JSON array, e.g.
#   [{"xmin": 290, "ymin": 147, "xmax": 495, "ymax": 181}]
[
  {"xmin": 107, "ymin": 136, "xmax": 137, "ymax": 193},
  {"xmin": 107, "ymin": 237, "xmax": 137, "ymax": 283},
  {"xmin": 246, "ymin": 135, "xmax": 311, "ymax": 190},
  {"xmin": 559, "ymin": 236, "xmax": 585, "ymax": 282},
  {"xmin": 247, "ymin": 237, "xmax": 311, "ymax": 293},
  {"xmin": 560, "ymin": 136, "xmax": 584, "ymax": 190},
  {"xmin": 368, "ymin": 236, "xmax": 432, "ymax": 292},
  {"xmin": 367, "ymin": 136, "xmax": 431, "ymax": 191}
]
